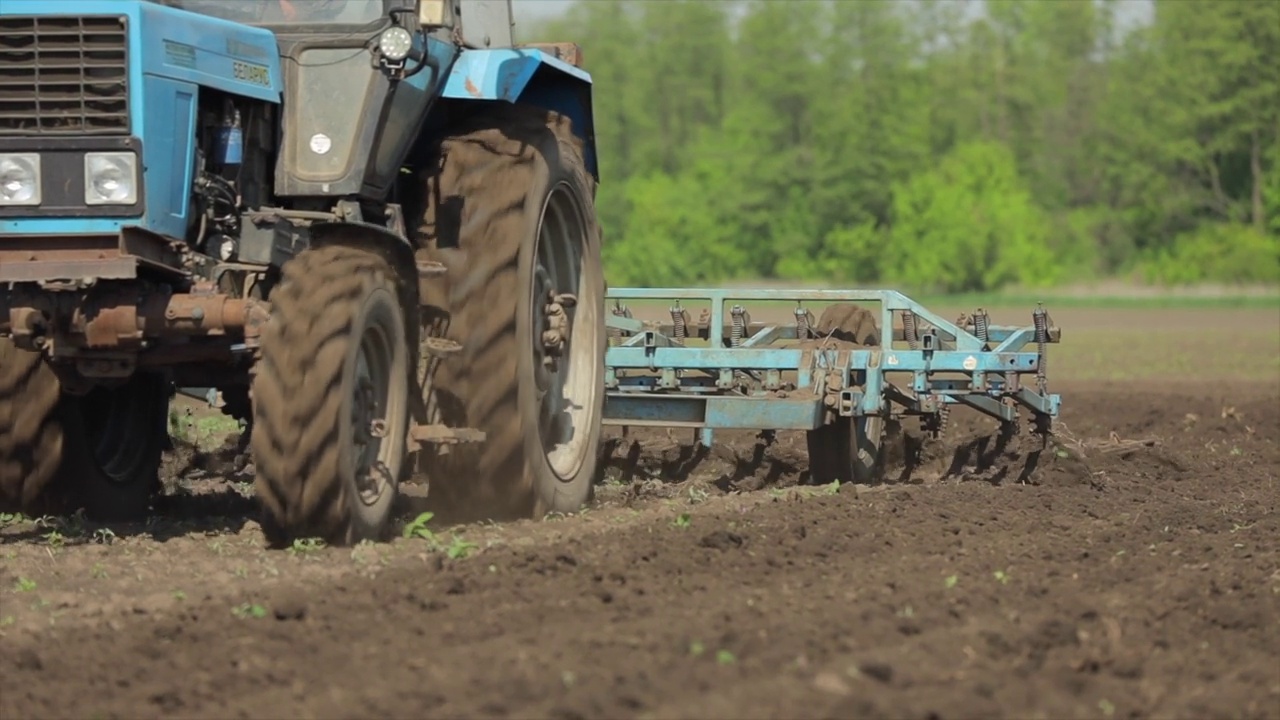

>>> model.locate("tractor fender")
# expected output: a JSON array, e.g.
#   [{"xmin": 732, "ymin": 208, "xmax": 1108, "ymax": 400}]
[
  {"xmin": 308, "ymin": 221, "xmax": 419, "ymax": 302},
  {"xmin": 441, "ymin": 47, "xmax": 597, "ymax": 179}
]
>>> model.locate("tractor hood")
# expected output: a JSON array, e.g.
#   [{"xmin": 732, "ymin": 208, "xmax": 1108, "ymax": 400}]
[
  {"xmin": 0, "ymin": 0, "xmax": 284, "ymax": 136},
  {"xmin": 0, "ymin": 0, "xmax": 282, "ymax": 238}
]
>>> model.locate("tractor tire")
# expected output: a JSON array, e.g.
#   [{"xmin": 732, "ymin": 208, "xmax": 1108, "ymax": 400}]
[
  {"xmin": 0, "ymin": 339, "xmax": 64, "ymax": 515},
  {"xmin": 807, "ymin": 415, "xmax": 886, "ymax": 485},
  {"xmin": 416, "ymin": 104, "xmax": 605, "ymax": 523},
  {"xmin": 0, "ymin": 338, "xmax": 168, "ymax": 520},
  {"xmin": 61, "ymin": 372, "xmax": 170, "ymax": 521},
  {"xmin": 806, "ymin": 303, "xmax": 886, "ymax": 485},
  {"xmin": 814, "ymin": 302, "xmax": 880, "ymax": 346},
  {"xmin": 251, "ymin": 244, "xmax": 411, "ymax": 546}
]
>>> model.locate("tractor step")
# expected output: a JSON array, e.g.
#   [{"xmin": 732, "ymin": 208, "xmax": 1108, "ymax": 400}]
[
  {"xmin": 416, "ymin": 260, "xmax": 448, "ymax": 278},
  {"xmin": 410, "ymin": 424, "xmax": 486, "ymax": 445},
  {"xmin": 421, "ymin": 337, "xmax": 463, "ymax": 356}
]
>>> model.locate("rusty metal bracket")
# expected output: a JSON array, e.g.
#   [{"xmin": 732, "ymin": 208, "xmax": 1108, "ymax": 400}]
[{"xmin": 4, "ymin": 282, "xmax": 270, "ymax": 352}]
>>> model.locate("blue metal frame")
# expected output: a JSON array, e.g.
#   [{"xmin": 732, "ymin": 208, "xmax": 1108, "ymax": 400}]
[
  {"xmin": 602, "ymin": 288, "xmax": 1062, "ymax": 448},
  {"xmin": 441, "ymin": 47, "xmax": 597, "ymax": 179}
]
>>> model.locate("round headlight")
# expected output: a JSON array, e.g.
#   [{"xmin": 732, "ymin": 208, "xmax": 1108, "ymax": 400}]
[
  {"xmin": 0, "ymin": 154, "xmax": 40, "ymax": 206},
  {"xmin": 379, "ymin": 26, "xmax": 413, "ymax": 62}
]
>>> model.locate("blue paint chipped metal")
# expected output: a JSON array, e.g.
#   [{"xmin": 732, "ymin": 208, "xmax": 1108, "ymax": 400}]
[{"xmin": 602, "ymin": 287, "xmax": 1062, "ymax": 451}]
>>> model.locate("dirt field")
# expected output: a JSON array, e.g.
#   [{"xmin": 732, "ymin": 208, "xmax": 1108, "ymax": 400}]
[{"xmin": 1, "ymin": 306, "xmax": 1278, "ymax": 720}]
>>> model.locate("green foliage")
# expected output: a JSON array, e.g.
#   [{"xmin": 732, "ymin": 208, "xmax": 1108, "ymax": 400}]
[
  {"xmin": 231, "ymin": 603, "xmax": 267, "ymax": 619},
  {"xmin": 527, "ymin": 0, "xmax": 1280, "ymax": 290},
  {"xmin": 1139, "ymin": 224, "xmax": 1280, "ymax": 285},
  {"xmin": 1266, "ymin": 142, "xmax": 1280, "ymax": 237},
  {"xmin": 885, "ymin": 141, "xmax": 1057, "ymax": 292},
  {"xmin": 401, "ymin": 511, "xmax": 478, "ymax": 560},
  {"xmin": 446, "ymin": 536, "xmax": 477, "ymax": 560},
  {"xmin": 401, "ymin": 511, "xmax": 436, "ymax": 540}
]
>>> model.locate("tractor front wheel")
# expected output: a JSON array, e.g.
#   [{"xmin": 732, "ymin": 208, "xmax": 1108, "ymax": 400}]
[{"xmin": 250, "ymin": 245, "xmax": 411, "ymax": 545}]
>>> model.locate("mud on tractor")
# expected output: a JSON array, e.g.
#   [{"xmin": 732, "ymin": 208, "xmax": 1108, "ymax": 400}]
[{"xmin": 0, "ymin": 0, "xmax": 1062, "ymax": 546}]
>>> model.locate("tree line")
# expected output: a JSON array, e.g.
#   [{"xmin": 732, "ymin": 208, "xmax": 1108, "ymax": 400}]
[{"xmin": 528, "ymin": 0, "xmax": 1279, "ymax": 292}]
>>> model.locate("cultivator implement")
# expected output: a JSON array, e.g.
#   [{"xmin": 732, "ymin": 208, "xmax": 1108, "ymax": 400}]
[{"xmin": 601, "ymin": 288, "xmax": 1061, "ymax": 481}]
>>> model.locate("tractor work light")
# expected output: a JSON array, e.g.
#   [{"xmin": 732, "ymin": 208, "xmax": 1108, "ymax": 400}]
[
  {"xmin": 84, "ymin": 152, "xmax": 138, "ymax": 206},
  {"xmin": 378, "ymin": 25, "xmax": 413, "ymax": 61},
  {"xmin": 0, "ymin": 154, "xmax": 41, "ymax": 206}
]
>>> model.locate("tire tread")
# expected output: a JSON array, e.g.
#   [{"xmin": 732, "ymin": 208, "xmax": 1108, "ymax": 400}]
[{"xmin": 251, "ymin": 245, "xmax": 404, "ymax": 543}]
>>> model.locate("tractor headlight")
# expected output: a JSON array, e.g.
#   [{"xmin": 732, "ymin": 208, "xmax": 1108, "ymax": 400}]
[
  {"xmin": 378, "ymin": 26, "xmax": 413, "ymax": 62},
  {"xmin": 84, "ymin": 152, "xmax": 138, "ymax": 206},
  {"xmin": 0, "ymin": 154, "xmax": 41, "ymax": 206}
]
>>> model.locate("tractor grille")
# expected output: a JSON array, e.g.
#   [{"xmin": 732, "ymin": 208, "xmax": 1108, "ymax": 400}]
[{"xmin": 0, "ymin": 15, "xmax": 130, "ymax": 136}]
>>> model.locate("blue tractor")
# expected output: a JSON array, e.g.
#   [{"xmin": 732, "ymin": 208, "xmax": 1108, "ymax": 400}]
[{"xmin": 0, "ymin": 0, "xmax": 605, "ymax": 544}]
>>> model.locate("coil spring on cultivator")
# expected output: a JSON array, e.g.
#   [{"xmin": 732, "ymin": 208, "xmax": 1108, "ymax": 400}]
[
  {"xmin": 729, "ymin": 305, "xmax": 749, "ymax": 347},
  {"xmin": 921, "ymin": 404, "xmax": 951, "ymax": 439},
  {"xmin": 1033, "ymin": 303, "xmax": 1049, "ymax": 394},
  {"xmin": 608, "ymin": 301, "xmax": 633, "ymax": 341},
  {"xmin": 974, "ymin": 308, "xmax": 990, "ymax": 344},
  {"xmin": 902, "ymin": 310, "xmax": 919, "ymax": 350},
  {"xmin": 795, "ymin": 304, "xmax": 816, "ymax": 340},
  {"xmin": 670, "ymin": 302, "xmax": 690, "ymax": 341}
]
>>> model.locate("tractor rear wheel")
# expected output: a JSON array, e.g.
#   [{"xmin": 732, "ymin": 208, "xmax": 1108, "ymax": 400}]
[
  {"xmin": 251, "ymin": 245, "xmax": 411, "ymax": 546},
  {"xmin": 416, "ymin": 104, "xmax": 605, "ymax": 522},
  {"xmin": 0, "ymin": 338, "xmax": 168, "ymax": 520}
]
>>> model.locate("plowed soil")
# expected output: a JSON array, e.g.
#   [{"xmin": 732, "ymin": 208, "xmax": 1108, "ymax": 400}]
[{"xmin": 2, "ymin": 307, "xmax": 1278, "ymax": 720}]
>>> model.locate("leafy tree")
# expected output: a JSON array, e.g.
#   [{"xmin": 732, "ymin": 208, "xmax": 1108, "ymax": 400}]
[
  {"xmin": 885, "ymin": 141, "xmax": 1056, "ymax": 292},
  {"xmin": 524, "ymin": 0, "xmax": 1279, "ymax": 289}
]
